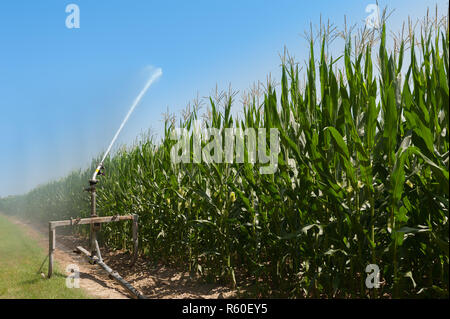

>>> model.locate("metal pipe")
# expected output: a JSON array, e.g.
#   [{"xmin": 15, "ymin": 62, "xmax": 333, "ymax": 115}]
[
  {"xmin": 96, "ymin": 260, "xmax": 146, "ymax": 299},
  {"xmin": 76, "ymin": 246, "xmax": 146, "ymax": 299},
  {"xmin": 89, "ymin": 180, "xmax": 98, "ymax": 255}
]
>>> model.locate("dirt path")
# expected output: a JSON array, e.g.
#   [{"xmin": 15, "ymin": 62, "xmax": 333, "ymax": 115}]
[{"xmin": 5, "ymin": 215, "xmax": 236, "ymax": 299}]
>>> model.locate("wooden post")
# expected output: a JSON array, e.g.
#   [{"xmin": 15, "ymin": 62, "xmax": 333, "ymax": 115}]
[
  {"xmin": 48, "ymin": 223, "xmax": 55, "ymax": 278},
  {"xmin": 130, "ymin": 214, "xmax": 139, "ymax": 266}
]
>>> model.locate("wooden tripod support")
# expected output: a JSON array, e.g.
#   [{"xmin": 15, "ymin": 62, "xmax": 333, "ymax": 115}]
[{"xmin": 47, "ymin": 180, "xmax": 145, "ymax": 299}]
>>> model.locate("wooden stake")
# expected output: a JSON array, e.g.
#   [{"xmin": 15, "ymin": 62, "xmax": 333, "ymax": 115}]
[
  {"xmin": 130, "ymin": 214, "xmax": 139, "ymax": 267},
  {"xmin": 48, "ymin": 224, "xmax": 55, "ymax": 278}
]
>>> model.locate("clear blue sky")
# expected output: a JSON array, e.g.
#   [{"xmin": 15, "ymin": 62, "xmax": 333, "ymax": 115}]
[{"xmin": 0, "ymin": 0, "xmax": 447, "ymax": 197}]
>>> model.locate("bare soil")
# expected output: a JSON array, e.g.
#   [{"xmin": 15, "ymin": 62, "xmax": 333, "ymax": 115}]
[{"xmin": 5, "ymin": 215, "xmax": 237, "ymax": 299}]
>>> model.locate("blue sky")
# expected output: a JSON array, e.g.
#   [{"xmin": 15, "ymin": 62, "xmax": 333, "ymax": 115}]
[{"xmin": 0, "ymin": 0, "xmax": 447, "ymax": 197}]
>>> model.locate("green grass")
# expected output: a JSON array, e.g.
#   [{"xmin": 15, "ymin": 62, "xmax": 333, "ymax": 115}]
[{"xmin": 0, "ymin": 214, "xmax": 89, "ymax": 299}]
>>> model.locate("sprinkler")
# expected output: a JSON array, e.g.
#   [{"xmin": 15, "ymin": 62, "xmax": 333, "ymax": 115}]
[{"xmin": 88, "ymin": 66, "xmax": 162, "ymax": 258}]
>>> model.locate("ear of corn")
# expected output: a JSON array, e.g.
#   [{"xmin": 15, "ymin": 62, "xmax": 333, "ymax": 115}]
[{"xmin": 1, "ymin": 16, "xmax": 448, "ymax": 298}]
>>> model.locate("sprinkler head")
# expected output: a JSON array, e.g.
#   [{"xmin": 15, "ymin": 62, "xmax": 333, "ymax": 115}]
[{"xmin": 95, "ymin": 165, "xmax": 106, "ymax": 179}]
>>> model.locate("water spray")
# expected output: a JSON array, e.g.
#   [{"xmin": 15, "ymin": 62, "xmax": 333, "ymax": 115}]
[{"xmin": 92, "ymin": 67, "xmax": 163, "ymax": 182}]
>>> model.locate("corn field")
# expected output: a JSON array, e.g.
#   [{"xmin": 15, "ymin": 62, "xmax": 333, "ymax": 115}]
[{"xmin": 1, "ymin": 16, "xmax": 448, "ymax": 298}]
